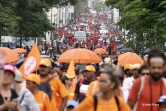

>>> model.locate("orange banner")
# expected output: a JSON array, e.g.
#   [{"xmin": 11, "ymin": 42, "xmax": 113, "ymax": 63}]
[{"xmin": 19, "ymin": 43, "xmax": 41, "ymax": 78}]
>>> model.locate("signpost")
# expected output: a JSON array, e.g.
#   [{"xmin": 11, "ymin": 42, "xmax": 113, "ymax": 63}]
[
  {"xmin": 68, "ymin": 6, "xmax": 74, "ymax": 20},
  {"xmin": 74, "ymin": 31, "xmax": 86, "ymax": 41},
  {"xmin": 68, "ymin": 6, "xmax": 74, "ymax": 13}
]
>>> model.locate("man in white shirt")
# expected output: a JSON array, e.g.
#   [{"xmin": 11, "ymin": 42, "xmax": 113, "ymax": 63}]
[
  {"xmin": 123, "ymin": 64, "xmax": 141, "ymax": 90},
  {"xmin": 11, "ymin": 69, "xmax": 40, "ymax": 111},
  {"xmin": 104, "ymin": 55, "xmax": 111, "ymax": 63}
]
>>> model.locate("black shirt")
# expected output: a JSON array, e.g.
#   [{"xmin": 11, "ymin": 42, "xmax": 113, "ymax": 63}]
[
  {"xmin": 0, "ymin": 89, "xmax": 18, "ymax": 111},
  {"xmin": 75, "ymin": 79, "xmax": 93, "ymax": 103}
]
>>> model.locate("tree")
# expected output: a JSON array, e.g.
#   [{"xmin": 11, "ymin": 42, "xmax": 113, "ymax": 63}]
[
  {"xmin": 105, "ymin": 0, "xmax": 166, "ymax": 52},
  {"xmin": 0, "ymin": 0, "xmax": 78, "ymax": 46},
  {"xmin": 0, "ymin": 1, "xmax": 20, "ymax": 35},
  {"xmin": 93, "ymin": 1, "xmax": 106, "ymax": 12}
]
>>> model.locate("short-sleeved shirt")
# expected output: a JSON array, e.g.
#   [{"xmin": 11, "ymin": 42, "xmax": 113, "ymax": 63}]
[
  {"xmin": 123, "ymin": 76, "xmax": 134, "ymax": 90},
  {"xmin": 75, "ymin": 79, "xmax": 93, "ymax": 103},
  {"xmin": 0, "ymin": 89, "xmax": 18, "ymax": 111},
  {"xmin": 75, "ymin": 96, "xmax": 130, "ymax": 111},
  {"xmin": 128, "ymin": 76, "xmax": 166, "ymax": 111},
  {"xmin": 34, "ymin": 91, "xmax": 51, "ymax": 111},
  {"xmin": 40, "ymin": 77, "xmax": 68, "ymax": 110},
  {"xmin": 19, "ymin": 88, "xmax": 40, "ymax": 111}
]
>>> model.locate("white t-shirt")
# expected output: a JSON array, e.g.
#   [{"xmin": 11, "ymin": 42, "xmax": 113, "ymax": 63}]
[
  {"xmin": 121, "ymin": 87, "xmax": 129, "ymax": 102},
  {"xmin": 123, "ymin": 76, "xmax": 134, "ymax": 90}
]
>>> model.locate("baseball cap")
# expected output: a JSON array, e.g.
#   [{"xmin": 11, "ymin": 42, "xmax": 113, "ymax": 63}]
[
  {"xmin": 66, "ymin": 100, "xmax": 79, "ymax": 108},
  {"xmin": 15, "ymin": 69, "xmax": 23, "ymax": 83},
  {"xmin": 85, "ymin": 65, "xmax": 96, "ymax": 72},
  {"xmin": 4, "ymin": 64, "xmax": 16, "ymax": 75},
  {"xmin": 124, "ymin": 64, "xmax": 133, "ymax": 70},
  {"xmin": 157, "ymin": 95, "xmax": 166, "ymax": 104},
  {"xmin": 40, "ymin": 58, "xmax": 51, "ymax": 67},
  {"xmin": 26, "ymin": 74, "xmax": 41, "ymax": 85},
  {"xmin": 132, "ymin": 64, "xmax": 141, "ymax": 69}
]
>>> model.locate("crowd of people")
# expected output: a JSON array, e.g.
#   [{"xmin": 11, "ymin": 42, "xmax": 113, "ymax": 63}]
[
  {"xmin": 1, "ymin": 6, "xmax": 166, "ymax": 111},
  {"xmin": 1, "ymin": 47, "xmax": 166, "ymax": 111},
  {"xmin": 37, "ymin": 8, "xmax": 121, "ymax": 59}
]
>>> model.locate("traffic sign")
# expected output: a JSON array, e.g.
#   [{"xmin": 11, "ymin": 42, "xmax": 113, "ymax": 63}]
[{"xmin": 68, "ymin": 6, "xmax": 74, "ymax": 13}]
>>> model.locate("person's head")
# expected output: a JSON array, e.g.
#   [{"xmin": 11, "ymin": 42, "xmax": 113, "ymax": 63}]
[
  {"xmin": 14, "ymin": 69, "xmax": 23, "ymax": 84},
  {"xmin": 100, "ymin": 63, "xmax": 113, "ymax": 72},
  {"xmin": 38, "ymin": 58, "xmax": 52, "ymax": 76},
  {"xmin": 99, "ymin": 70, "xmax": 119, "ymax": 93},
  {"xmin": 112, "ymin": 67, "xmax": 124, "ymax": 85},
  {"xmin": 66, "ymin": 100, "xmax": 78, "ymax": 111},
  {"xmin": 157, "ymin": 95, "xmax": 166, "ymax": 111},
  {"xmin": 84, "ymin": 65, "xmax": 96, "ymax": 80},
  {"xmin": 3, "ymin": 65, "xmax": 16, "ymax": 85},
  {"xmin": 113, "ymin": 59, "xmax": 118, "ymax": 65},
  {"xmin": 132, "ymin": 64, "xmax": 141, "ymax": 78},
  {"xmin": 148, "ymin": 49, "xmax": 166, "ymax": 81},
  {"xmin": 50, "ymin": 69, "xmax": 62, "ymax": 78},
  {"xmin": 138, "ymin": 63, "xmax": 149, "ymax": 76},
  {"xmin": 26, "ymin": 74, "xmax": 40, "ymax": 92},
  {"xmin": 124, "ymin": 64, "xmax": 133, "ymax": 77},
  {"xmin": 62, "ymin": 74, "xmax": 74, "ymax": 86}
]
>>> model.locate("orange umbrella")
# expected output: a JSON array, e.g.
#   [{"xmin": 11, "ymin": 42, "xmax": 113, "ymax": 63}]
[
  {"xmin": 118, "ymin": 52, "xmax": 144, "ymax": 66},
  {"xmin": 13, "ymin": 48, "xmax": 27, "ymax": 54},
  {"xmin": 58, "ymin": 48, "xmax": 102, "ymax": 63},
  {"xmin": 0, "ymin": 47, "xmax": 20, "ymax": 63},
  {"xmin": 94, "ymin": 48, "xmax": 107, "ymax": 54}
]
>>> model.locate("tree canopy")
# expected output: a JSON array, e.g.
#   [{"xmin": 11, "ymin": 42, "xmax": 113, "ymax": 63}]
[
  {"xmin": 0, "ymin": 0, "xmax": 78, "ymax": 38},
  {"xmin": 105, "ymin": 0, "xmax": 166, "ymax": 52}
]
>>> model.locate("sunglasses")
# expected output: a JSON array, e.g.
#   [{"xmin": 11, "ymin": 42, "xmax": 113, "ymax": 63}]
[{"xmin": 141, "ymin": 73, "xmax": 150, "ymax": 76}]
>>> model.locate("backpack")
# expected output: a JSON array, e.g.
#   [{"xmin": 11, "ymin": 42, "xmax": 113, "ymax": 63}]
[
  {"xmin": 93, "ymin": 95, "xmax": 120, "ymax": 111},
  {"xmin": 133, "ymin": 76, "xmax": 166, "ymax": 111},
  {"xmin": 38, "ymin": 77, "xmax": 54, "ymax": 100}
]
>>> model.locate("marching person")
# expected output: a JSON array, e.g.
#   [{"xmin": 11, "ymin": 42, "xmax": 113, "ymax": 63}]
[
  {"xmin": 73, "ymin": 65, "xmax": 96, "ymax": 103},
  {"xmin": 128, "ymin": 49, "xmax": 166, "ymax": 111},
  {"xmin": 26, "ymin": 74, "xmax": 51, "ymax": 111},
  {"xmin": 0, "ymin": 65, "xmax": 19, "ymax": 111},
  {"xmin": 74, "ymin": 70, "xmax": 130, "ymax": 111},
  {"xmin": 38, "ymin": 58, "xmax": 68, "ymax": 111}
]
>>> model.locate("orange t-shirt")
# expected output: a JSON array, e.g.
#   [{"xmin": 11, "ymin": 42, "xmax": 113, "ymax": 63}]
[
  {"xmin": 128, "ymin": 76, "xmax": 166, "ymax": 111},
  {"xmin": 66, "ymin": 86, "xmax": 75, "ymax": 101},
  {"xmin": 56, "ymin": 86, "xmax": 75, "ymax": 109},
  {"xmin": 75, "ymin": 96, "xmax": 130, "ymax": 111},
  {"xmin": 40, "ymin": 77, "xmax": 68, "ymax": 111},
  {"xmin": 34, "ymin": 91, "xmax": 51, "ymax": 111}
]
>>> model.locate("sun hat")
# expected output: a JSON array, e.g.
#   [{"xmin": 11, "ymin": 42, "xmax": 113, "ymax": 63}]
[{"xmin": 26, "ymin": 74, "xmax": 41, "ymax": 85}]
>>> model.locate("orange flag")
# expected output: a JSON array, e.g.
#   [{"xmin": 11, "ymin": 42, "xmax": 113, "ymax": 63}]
[{"xmin": 19, "ymin": 43, "xmax": 41, "ymax": 78}]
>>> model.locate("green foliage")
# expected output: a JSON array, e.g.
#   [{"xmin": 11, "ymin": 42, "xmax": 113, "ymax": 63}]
[
  {"xmin": 105, "ymin": 0, "xmax": 166, "ymax": 51},
  {"xmin": 93, "ymin": 1, "xmax": 107, "ymax": 12},
  {"xmin": 0, "ymin": 0, "xmax": 78, "ymax": 37}
]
